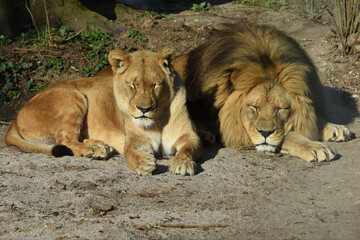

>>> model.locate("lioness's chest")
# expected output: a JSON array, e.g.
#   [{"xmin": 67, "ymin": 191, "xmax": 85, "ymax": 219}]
[{"xmin": 145, "ymin": 131, "xmax": 174, "ymax": 156}]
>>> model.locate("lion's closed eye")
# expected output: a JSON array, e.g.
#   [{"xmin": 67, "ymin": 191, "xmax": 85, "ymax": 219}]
[
  {"xmin": 248, "ymin": 105, "xmax": 258, "ymax": 112},
  {"xmin": 275, "ymin": 107, "xmax": 290, "ymax": 118}
]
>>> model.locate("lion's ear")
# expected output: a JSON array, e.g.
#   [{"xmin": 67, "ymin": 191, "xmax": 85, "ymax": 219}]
[
  {"xmin": 230, "ymin": 70, "xmax": 241, "ymax": 86},
  {"xmin": 108, "ymin": 50, "xmax": 130, "ymax": 74},
  {"xmin": 157, "ymin": 47, "xmax": 174, "ymax": 74}
]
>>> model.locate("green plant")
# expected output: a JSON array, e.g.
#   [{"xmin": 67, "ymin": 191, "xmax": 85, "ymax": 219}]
[
  {"xmin": 126, "ymin": 29, "xmax": 148, "ymax": 42},
  {"xmin": 328, "ymin": 0, "xmax": 360, "ymax": 55},
  {"xmin": 81, "ymin": 67, "xmax": 92, "ymax": 77},
  {"xmin": 58, "ymin": 25, "xmax": 70, "ymax": 38},
  {"xmin": 74, "ymin": 28, "xmax": 113, "ymax": 47},
  {"xmin": 39, "ymin": 58, "xmax": 68, "ymax": 76},
  {"xmin": 0, "ymin": 35, "xmax": 11, "ymax": 45},
  {"xmin": 233, "ymin": 0, "xmax": 260, "ymax": 6},
  {"xmin": 183, "ymin": 25, "xmax": 191, "ymax": 31},
  {"xmin": 0, "ymin": 55, "xmax": 43, "ymax": 105},
  {"xmin": 191, "ymin": 2, "xmax": 212, "ymax": 12},
  {"xmin": 263, "ymin": 1, "xmax": 285, "ymax": 10},
  {"xmin": 134, "ymin": 10, "xmax": 165, "ymax": 19},
  {"xmin": 12, "ymin": 226, "xmax": 29, "ymax": 232},
  {"xmin": 72, "ymin": 29, "xmax": 113, "ymax": 76}
]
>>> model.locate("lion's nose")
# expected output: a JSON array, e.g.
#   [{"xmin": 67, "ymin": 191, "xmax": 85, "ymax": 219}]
[
  {"xmin": 257, "ymin": 129, "xmax": 275, "ymax": 138},
  {"xmin": 136, "ymin": 105, "xmax": 153, "ymax": 113}
]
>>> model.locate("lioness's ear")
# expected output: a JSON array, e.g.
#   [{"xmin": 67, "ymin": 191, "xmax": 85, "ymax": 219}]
[
  {"xmin": 157, "ymin": 47, "xmax": 174, "ymax": 73},
  {"xmin": 108, "ymin": 50, "xmax": 130, "ymax": 74}
]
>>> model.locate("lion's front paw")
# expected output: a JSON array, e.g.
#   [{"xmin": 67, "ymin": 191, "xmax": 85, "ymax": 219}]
[
  {"xmin": 135, "ymin": 155, "xmax": 157, "ymax": 176},
  {"xmin": 170, "ymin": 157, "xmax": 196, "ymax": 176},
  {"xmin": 322, "ymin": 123, "xmax": 351, "ymax": 142},
  {"xmin": 300, "ymin": 142, "xmax": 337, "ymax": 162}
]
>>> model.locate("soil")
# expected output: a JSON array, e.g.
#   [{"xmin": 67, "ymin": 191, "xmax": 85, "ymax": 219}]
[{"xmin": 1, "ymin": 2, "xmax": 360, "ymax": 239}]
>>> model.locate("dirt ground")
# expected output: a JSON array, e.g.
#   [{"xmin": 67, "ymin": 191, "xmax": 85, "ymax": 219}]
[{"xmin": 1, "ymin": 2, "xmax": 360, "ymax": 239}]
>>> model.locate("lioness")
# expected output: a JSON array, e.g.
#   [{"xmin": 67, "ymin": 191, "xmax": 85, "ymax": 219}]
[
  {"xmin": 173, "ymin": 23, "xmax": 351, "ymax": 162},
  {"xmin": 5, "ymin": 48, "xmax": 202, "ymax": 175}
]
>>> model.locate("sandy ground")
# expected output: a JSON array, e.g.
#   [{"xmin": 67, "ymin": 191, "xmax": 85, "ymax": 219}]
[{"xmin": 1, "ymin": 2, "xmax": 360, "ymax": 239}]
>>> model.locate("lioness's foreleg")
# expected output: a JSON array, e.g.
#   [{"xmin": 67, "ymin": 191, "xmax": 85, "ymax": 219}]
[
  {"xmin": 169, "ymin": 134, "xmax": 202, "ymax": 176},
  {"xmin": 124, "ymin": 136, "xmax": 156, "ymax": 176},
  {"xmin": 281, "ymin": 131, "xmax": 337, "ymax": 162}
]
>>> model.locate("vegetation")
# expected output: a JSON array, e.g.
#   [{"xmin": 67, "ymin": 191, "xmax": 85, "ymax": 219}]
[
  {"xmin": 233, "ymin": 0, "xmax": 258, "ymax": 6},
  {"xmin": 126, "ymin": 29, "xmax": 148, "ymax": 42},
  {"xmin": 0, "ymin": 27, "xmax": 114, "ymax": 106},
  {"xmin": 134, "ymin": 10, "xmax": 165, "ymax": 19},
  {"xmin": 328, "ymin": 0, "xmax": 360, "ymax": 55},
  {"xmin": 233, "ymin": 0, "xmax": 288, "ymax": 9},
  {"xmin": 0, "ymin": 55, "xmax": 42, "ymax": 105},
  {"xmin": 190, "ymin": 2, "xmax": 213, "ymax": 12}
]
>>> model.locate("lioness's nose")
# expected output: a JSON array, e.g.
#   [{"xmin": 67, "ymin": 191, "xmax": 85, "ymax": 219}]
[
  {"xmin": 136, "ymin": 105, "xmax": 153, "ymax": 113},
  {"xmin": 257, "ymin": 129, "xmax": 275, "ymax": 138}
]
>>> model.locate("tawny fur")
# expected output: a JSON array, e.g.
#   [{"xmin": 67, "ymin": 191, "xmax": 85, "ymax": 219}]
[
  {"xmin": 5, "ymin": 48, "xmax": 202, "ymax": 175},
  {"xmin": 173, "ymin": 23, "xmax": 351, "ymax": 162}
]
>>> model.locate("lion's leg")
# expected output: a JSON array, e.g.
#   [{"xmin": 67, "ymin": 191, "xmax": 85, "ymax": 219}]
[
  {"xmin": 124, "ymin": 135, "xmax": 156, "ymax": 176},
  {"xmin": 282, "ymin": 131, "xmax": 337, "ymax": 162},
  {"xmin": 169, "ymin": 133, "xmax": 202, "ymax": 176},
  {"xmin": 319, "ymin": 118, "xmax": 351, "ymax": 142}
]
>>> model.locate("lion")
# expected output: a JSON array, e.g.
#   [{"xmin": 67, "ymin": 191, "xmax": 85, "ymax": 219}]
[
  {"xmin": 5, "ymin": 47, "xmax": 202, "ymax": 175},
  {"xmin": 173, "ymin": 23, "xmax": 351, "ymax": 162}
]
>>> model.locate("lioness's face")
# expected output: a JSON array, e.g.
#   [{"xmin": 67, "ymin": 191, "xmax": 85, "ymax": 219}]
[
  {"xmin": 109, "ymin": 49, "xmax": 174, "ymax": 128},
  {"xmin": 241, "ymin": 84, "xmax": 293, "ymax": 152}
]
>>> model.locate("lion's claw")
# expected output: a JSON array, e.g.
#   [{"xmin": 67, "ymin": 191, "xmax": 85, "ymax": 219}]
[{"xmin": 305, "ymin": 144, "xmax": 337, "ymax": 162}]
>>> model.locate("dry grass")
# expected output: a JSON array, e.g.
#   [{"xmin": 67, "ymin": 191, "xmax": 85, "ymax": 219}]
[{"xmin": 328, "ymin": 0, "xmax": 360, "ymax": 55}]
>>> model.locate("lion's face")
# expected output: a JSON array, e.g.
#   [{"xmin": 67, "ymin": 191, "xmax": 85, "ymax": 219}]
[
  {"xmin": 240, "ymin": 83, "xmax": 294, "ymax": 152},
  {"xmin": 109, "ymin": 48, "xmax": 174, "ymax": 128}
]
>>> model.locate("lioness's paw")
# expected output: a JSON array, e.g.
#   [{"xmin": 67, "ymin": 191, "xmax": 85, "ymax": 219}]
[
  {"xmin": 170, "ymin": 157, "xmax": 196, "ymax": 176},
  {"xmin": 85, "ymin": 144, "xmax": 113, "ymax": 160},
  {"xmin": 92, "ymin": 144, "xmax": 113, "ymax": 160},
  {"xmin": 135, "ymin": 155, "xmax": 156, "ymax": 176},
  {"xmin": 300, "ymin": 142, "xmax": 337, "ymax": 162},
  {"xmin": 83, "ymin": 139, "xmax": 113, "ymax": 160},
  {"xmin": 322, "ymin": 123, "xmax": 351, "ymax": 142}
]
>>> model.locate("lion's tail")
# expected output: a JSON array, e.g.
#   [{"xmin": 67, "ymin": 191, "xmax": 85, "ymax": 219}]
[{"xmin": 5, "ymin": 120, "xmax": 73, "ymax": 157}]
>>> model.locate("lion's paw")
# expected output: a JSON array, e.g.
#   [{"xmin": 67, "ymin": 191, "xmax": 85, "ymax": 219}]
[
  {"xmin": 300, "ymin": 141, "xmax": 337, "ymax": 162},
  {"xmin": 322, "ymin": 123, "xmax": 351, "ymax": 142},
  {"xmin": 135, "ymin": 155, "xmax": 156, "ymax": 176},
  {"xmin": 170, "ymin": 157, "xmax": 196, "ymax": 176}
]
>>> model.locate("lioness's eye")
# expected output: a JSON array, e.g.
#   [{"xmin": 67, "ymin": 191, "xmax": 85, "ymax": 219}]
[
  {"xmin": 126, "ymin": 82, "xmax": 135, "ymax": 89},
  {"xmin": 154, "ymin": 82, "xmax": 163, "ymax": 89}
]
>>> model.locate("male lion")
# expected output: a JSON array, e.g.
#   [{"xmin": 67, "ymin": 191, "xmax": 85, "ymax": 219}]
[
  {"xmin": 173, "ymin": 23, "xmax": 351, "ymax": 162},
  {"xmin": 5, "ymin": 48, "xmax": 202, "ymax": 175}
]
